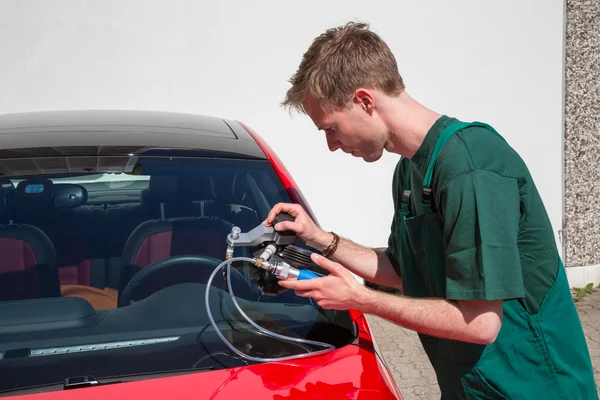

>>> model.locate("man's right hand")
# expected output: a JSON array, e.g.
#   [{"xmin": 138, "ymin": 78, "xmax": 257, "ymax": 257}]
[{"xmin": 264, "ymin": 203, "xmax": 332, "ymax": 251}]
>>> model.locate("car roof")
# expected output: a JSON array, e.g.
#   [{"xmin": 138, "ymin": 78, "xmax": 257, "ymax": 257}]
[{"xmin": 0, "ymin": 110, "xmax": 267, "ymax": 159}]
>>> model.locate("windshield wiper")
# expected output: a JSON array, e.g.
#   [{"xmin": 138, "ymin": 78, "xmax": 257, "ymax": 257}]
[
  {"xmin": 0, "ymin": 367, "xmax": 215, "ymax": 396},
  {"xmin": 63, "ymin": 375, "xmax": 122, "ymax": 390}
]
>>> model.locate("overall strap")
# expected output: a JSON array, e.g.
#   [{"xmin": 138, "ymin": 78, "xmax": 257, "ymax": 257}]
[
  {"xmin": 421, "ymin": 121, "xmax": 506, "ymax": 209},
  {"xmin": 401, "ymin": 159, "xmax": 412, "ymax": 212}
]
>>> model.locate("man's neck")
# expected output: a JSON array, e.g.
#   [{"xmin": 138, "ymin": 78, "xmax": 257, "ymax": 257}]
[{"xmin": 380, "ymin": 92, "xmax": 442, "ymax": 158}]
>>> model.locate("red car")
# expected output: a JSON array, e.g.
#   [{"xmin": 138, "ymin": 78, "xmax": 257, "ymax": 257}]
[{"xmin": 0, "ymin": 110, "xmax": 403, "ymax": 399}]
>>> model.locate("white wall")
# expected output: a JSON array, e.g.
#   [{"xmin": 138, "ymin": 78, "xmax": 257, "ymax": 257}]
[{"xmin": 0, "ymin": 0, "xmax": 565, "ymax": 255}]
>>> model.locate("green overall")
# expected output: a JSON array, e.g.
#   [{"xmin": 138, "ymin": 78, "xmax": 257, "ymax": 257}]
[{"xmin": 389, "ymin": 118, "xmax": 598, "ymax": 399}]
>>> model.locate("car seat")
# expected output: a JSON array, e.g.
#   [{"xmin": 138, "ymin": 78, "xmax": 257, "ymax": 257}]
[
  {"xmin": 6, "ymin": 180, "xmax": 105, "ymax": 289},
  {"xmin": 0, "ymin": 182, "xmax": 60, "ymax": 301},
  {"xmin": 118, "ymin": 175, "xmax": 254, "ymax": 304}
]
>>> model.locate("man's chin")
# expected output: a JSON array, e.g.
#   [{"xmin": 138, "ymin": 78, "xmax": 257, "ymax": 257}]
[{"xmin": 361, "ymin": 151, "xmax": 382, "ymax": 163}]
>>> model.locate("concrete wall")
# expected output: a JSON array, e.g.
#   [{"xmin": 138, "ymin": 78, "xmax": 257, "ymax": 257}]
[
  {"xmin": 564, "ymin": 0, "xmax": 600, "ymax": 286},
  {"xmin": 0, "ymin": 0, "xmax": 565, "ymax": 255}
]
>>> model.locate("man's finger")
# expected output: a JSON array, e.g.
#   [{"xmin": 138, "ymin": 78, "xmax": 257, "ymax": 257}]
[
  {"xmin": 265, "ymin": 203, "xmax": 299, "ymax": 226},
  {"xmin": 264, "ymin": 203, "xmax": 283, "ymax": 225},
  {"xmin": 278, "ymin": 278, "xmax": 318, "ymax": 291},
  {"xmin": 310, "ymin": 253, "xmax": 341, "ymax": 274},
  {"xmin": 294, "ymin": 289, "xmax": 314, "ymax": 298},
  {"xmin": 274, "ymin": 221, "xmax": 302, "ymax": 233}
]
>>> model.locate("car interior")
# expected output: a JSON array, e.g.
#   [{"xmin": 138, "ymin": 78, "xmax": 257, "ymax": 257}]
[
  {"xmin": 0, "ymin": 169, "xmax": 262, "ymax": 307},
  {"xmin": 0, "ymin": 153, "xmax": 356, "ymax": 394}
]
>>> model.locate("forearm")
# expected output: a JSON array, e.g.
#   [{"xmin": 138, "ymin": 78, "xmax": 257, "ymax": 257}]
[
  {"xmin": 358, "ymin": 289, "xmax": 502, "ymax": 345},
  {"xmin": 310, "ymin": 232, "xmax": 402, "ymax": 290}
]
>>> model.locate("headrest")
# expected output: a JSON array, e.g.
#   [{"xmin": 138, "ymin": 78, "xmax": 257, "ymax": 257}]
[
  {"xmin": 142, "ymin": 176, "xmax": 178, "ymax": 206},
  {"xmin": 177, "ymin": 175, "xmax": 216, "ymax": 201},
  {"xmin": 7, "ymin": 180, "xmax": 87, "ymax": 213},
  {"xmin": 142, "ymin": 175, "xmax": 215, "ymax": 205},
  {"xmin": 213, "ymin": 172, "xmax": 247, "ymax": 204}
]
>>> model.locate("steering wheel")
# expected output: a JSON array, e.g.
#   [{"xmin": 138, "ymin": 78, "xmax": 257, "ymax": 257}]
[{"xmin": 117, "ymin": 255, "xmax": 255, "ymax": 307}]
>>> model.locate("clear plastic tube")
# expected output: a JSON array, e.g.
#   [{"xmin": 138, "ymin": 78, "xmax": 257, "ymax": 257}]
[
  {"xmin": 205, "ymin": 257, "xmax": 335, "ymax": 363},
  {"xmin": 226, "ymin": 259, "xmax": 334, "ymax": 352},
  {"xmin": 226, "ymin": 317, "xmax": 313, "ymax": 353}
]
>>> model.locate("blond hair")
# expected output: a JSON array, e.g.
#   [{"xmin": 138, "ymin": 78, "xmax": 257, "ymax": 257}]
[{"xmin": 282, "ymin": 21, "xmax": 405, "ymax": 113}]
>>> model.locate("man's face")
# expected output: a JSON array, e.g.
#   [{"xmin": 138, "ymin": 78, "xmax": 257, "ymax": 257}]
[{"xmin": 303, "ymin": 96, "xmax": 387, "ymax": 163}]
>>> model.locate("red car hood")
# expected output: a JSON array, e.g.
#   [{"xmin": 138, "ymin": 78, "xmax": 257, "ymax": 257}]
[
  {"xmin": 6, "ymin": 314, "xmax": 402, "ymax": 400},
  {"xmin": 4, "ymin": 314, "xmax": 402, "ymax": 400}
]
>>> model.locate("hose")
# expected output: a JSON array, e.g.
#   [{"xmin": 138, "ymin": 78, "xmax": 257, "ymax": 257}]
[
  {"xmin": 205, "ymin": 257, "xmax": 335, "ymax": 363},
  {"xmin": 225, "ymin": 316, "xmax": 314, "ymax": 354},
  {"xmin": 225, "ymin": 259, "xmax": 331, "ymax": 352}
]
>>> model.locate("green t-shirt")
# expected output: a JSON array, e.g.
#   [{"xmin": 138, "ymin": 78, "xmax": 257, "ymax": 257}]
[{"xmin": 386, "ymin": 115, "xmax": 558, "ymax": 314}]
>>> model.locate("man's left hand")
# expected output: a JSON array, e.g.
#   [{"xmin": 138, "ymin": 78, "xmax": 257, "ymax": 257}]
[{"xmin": 278, "ymin": 253, "xmax": 369, "ymax": 310}]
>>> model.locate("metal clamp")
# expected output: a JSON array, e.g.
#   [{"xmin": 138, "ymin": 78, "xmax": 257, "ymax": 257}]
[{"xmin": 226, "ymin": 223, "xmax": 296, "ymax": 248}]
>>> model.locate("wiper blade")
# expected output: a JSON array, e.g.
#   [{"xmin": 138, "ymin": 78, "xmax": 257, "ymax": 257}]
[
  {"xmin": 64, "ymin": 367, "xmax": 217, "ymax": 390},
  {"xmin": 0, "ymin": 367, "xmax": 215, "ymax": 396},
  {"xmin": 64, "ymin": 366, "xmax": 214, "ymax": 390},
  {"xmin": 64, "ymin": 375, "xmax": 118, "ymax": 390}
]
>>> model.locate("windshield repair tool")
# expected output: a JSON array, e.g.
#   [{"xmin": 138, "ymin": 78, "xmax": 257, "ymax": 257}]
[
  {"xmin": 225, "ymin": 212, "xmax": 321, "ymax": 281},
  {"xmin": 205, "ymin": 256, "xmax": 335, "ymax": 363},
  {"xmin": 204, "ymin": 212, "xmax": 334, "ymax": 363}
]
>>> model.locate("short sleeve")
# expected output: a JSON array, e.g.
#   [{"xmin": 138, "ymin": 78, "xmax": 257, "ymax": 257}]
[
  {"xmin": 385, "ymin": 232, "xmax": 401, "ymax": 274},
  {"xmin": 385, "ymin": 159, "xmax": 404, "ymax": 275},
  {"xmin": 438, "ymin": 169, "xmax": 525, "ymax": 301}
]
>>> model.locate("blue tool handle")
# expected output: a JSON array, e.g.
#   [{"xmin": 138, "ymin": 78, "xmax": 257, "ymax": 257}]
[{"xmin": 298, "ymin": 269, "xmax": 320, "ymax": 280}]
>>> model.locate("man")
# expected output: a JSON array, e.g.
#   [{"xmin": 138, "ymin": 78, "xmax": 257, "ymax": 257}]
[{"xmin": 265, "ymin": 22, "xmax": 597, "ymax": 399}]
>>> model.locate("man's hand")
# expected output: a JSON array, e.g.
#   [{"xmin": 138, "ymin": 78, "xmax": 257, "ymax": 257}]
[
  {"xmin": 264, "ymin": 203, "xmax": 332, "ymax": 251},
  {"xmin": 278, "ymin": 253, "xmax": 368, "ymax": 310},
  {"xmin": 264, "ymin": 203, "xmax": 403, "ymax": 291}
]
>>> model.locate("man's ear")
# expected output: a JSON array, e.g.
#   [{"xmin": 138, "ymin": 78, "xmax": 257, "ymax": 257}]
[{"xmin": 353, "ymin": 89, "xmax": 374, "ymax": 114}]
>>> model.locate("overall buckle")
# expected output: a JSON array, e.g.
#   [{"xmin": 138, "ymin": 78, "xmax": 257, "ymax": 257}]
[{"xmin": 402, "ymin": 189, "xmax": 411, "ymax": 204}]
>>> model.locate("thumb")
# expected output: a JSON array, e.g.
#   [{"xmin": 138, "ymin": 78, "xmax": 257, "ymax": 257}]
[
  {"xmin": 310, "ymin": 253, "xmax": 341, "ymax": 275},
  {"xmin": 274, "ymin": 220, "xmax": 302, "ymax": 233}
]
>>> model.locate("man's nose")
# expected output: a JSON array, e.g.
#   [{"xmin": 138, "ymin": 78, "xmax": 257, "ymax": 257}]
[{"xmin": 326, "ymin": 134, "xmax": 341, "ymax": 152}]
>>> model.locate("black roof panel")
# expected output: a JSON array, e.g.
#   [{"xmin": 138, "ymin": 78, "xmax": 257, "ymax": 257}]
[{"xmin": 0, "ymin": 110, "xmax": 267, "ymax": 160}]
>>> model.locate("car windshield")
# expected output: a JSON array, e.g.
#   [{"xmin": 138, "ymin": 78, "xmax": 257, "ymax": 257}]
[{"xmin": 0, "ymin": 152, "xmax": 356, "ymax": 394}]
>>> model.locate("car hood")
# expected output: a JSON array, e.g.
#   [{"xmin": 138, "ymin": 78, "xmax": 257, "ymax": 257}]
[{"xmin": 6, "ymin": 343, "xmax": 402, "ymax": 400}]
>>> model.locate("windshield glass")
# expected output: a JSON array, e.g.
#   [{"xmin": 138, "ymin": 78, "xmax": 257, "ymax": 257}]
[{"xmin": 0, "ymin": 154, "xmax": 355, "ymax": 394}]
